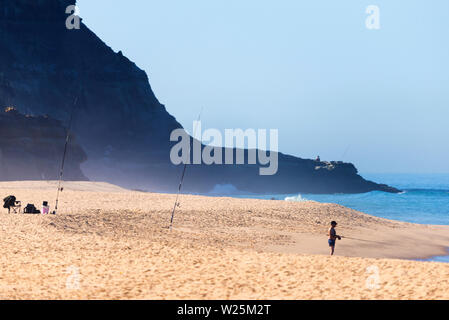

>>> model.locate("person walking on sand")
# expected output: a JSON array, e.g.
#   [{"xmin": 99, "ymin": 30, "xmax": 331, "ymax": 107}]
[{"xmin": 328, "ymin": 221, "xmax": 341, "ymax": 256}]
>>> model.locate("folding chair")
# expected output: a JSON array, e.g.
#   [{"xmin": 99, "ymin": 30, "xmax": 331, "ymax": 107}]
[{"xmin": 10, "ymin": 201, "xmax": 21, "ymax": 214}]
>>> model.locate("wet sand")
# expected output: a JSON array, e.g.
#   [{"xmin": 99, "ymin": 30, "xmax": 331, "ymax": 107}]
[{"xmin": 0, "ymin": 181, "xmax": 448, "ymax": 299}]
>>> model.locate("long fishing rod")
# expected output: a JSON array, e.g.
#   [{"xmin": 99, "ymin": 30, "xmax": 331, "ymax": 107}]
[
  {"xmin": 169, "ymin": 108, "xmax": 203, "ymax": 230},
  {"xmin": 341, "ymin": 235, "xmax": 379, "ymax": 243},
  {"xmin": 54, "ymin": 95, "xmax": 79, "ymax": 214}
]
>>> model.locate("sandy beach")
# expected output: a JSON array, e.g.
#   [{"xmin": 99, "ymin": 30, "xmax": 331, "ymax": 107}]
[{"xmin": 0, "ymin": 181, "xmax": 448, "ymax": 299}]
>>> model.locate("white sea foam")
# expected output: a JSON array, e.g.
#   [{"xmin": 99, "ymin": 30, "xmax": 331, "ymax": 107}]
[{"xmin": 284, "ymin": 194, "xmax": 308, "ymax": 202}]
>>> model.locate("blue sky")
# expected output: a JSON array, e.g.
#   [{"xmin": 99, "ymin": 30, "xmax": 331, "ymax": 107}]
[{"xmin": 76, "ymin": 0, "xmax": 449, "ymax": 173}]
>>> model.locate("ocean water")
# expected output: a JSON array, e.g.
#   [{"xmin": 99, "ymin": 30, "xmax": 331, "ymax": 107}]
[{"xmin": 225, "ymin": 173, "xmax": 449, "ymax": 262}]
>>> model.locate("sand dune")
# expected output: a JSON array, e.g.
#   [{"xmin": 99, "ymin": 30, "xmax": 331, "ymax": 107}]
[{"xmin": 0, "ymin": 181, "xmax": 448, "ymax": 299}]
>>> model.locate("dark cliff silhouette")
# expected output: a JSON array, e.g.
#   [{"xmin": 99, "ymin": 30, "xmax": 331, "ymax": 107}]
[
  {"xmin": 0, "ymin": 107, "xmax": 87, "ymax": 181},
  {"xmin": 0, "ymin": 0, "xmax": 400, "ymax": 194}
]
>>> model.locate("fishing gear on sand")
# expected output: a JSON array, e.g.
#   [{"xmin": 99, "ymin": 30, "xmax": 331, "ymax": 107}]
[
  {"xmin": 169, "ymin": 108, "xmax": 203, "ymax": 230},
  {"xmin": 53, "ymin": 95, "xmax": 79, "ymax": 215}
]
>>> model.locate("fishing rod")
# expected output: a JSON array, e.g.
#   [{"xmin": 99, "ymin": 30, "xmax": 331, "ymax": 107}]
[
  {"xmin": 341, "ymin": 235, "xmax": 379, "ymax": 243},
  {"xmin": 54, "ymin": 95, "xmax": 79, "ymax": 214},
  {"xmin": 169, "ymin": 108, "xmax": 203, "ymax": 230}
]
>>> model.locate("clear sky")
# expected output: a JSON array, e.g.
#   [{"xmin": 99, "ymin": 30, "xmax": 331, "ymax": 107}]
[{"xmin": 76, "ymin": 0, "xmax": 449, "ymax": 173}]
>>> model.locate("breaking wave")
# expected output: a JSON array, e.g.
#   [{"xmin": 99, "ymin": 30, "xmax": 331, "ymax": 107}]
[{"xmin": 284, "ymin": 194, "xmax": 308, "ymax": 202}]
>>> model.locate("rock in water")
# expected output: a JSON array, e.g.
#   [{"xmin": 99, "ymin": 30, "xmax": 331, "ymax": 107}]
[{"xmin": 0, "ymin": 0, "xmax": 400, "ymax": 194}]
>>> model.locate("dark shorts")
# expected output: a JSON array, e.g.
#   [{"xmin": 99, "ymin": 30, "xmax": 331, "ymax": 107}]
[{"xmin": 328, "ymin": 239, "xmax": 335, "ymax": 247}]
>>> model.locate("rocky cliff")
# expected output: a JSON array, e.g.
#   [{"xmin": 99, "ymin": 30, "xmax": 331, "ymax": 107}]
[
  {"xmin": 0, "ymin": 107, "xmax": 87, "ymax": 181},
  {"xmin": 0, "ymin": 0, "xmax": 400, "ymax": 194}
]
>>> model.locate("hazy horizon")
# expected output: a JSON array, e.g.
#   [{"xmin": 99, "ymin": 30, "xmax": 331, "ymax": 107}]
[{"xmin": 77, "ymin": 0, "xmax": 449, "ymax": 174}]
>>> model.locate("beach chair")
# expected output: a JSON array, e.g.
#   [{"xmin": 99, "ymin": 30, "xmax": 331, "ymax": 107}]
[
  {"xmin": 10, "ymin": 201, "xmax": 21, "ymax": 214},
  {"xmin": 3, "ymin": 195, "xmax": 20, "ymax": 213}
]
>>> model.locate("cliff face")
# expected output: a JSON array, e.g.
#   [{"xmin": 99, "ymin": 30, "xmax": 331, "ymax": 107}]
[
  {"xmin": 0, "ymin": 0, "xmax": 400, "ymax": 194},
  {"xmin": 0, "ymin": 107, "xmax": 87, "ymax": 181},
  {"xmin": 0, "ymin": 0, "xmax": 180, "ymax": 157}
]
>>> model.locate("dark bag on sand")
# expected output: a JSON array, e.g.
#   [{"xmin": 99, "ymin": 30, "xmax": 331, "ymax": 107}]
[
  {"xmin": 3, "ymin": 195, "xmax": 16, "ymax": 208},
  {"xmin": 24, "ymin": 204, "xmax": 40, "ymax": 214}
]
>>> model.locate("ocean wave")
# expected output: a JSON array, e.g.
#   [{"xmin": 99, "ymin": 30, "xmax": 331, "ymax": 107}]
[{"xmin": 285, "ymin": 194, "xmax": 308, "ymax": 202}]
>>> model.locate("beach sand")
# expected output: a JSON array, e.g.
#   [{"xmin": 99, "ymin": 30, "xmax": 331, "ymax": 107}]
[{"xmin": 0, "ymin": 181, "xmax": 448, "ymax": 299}]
